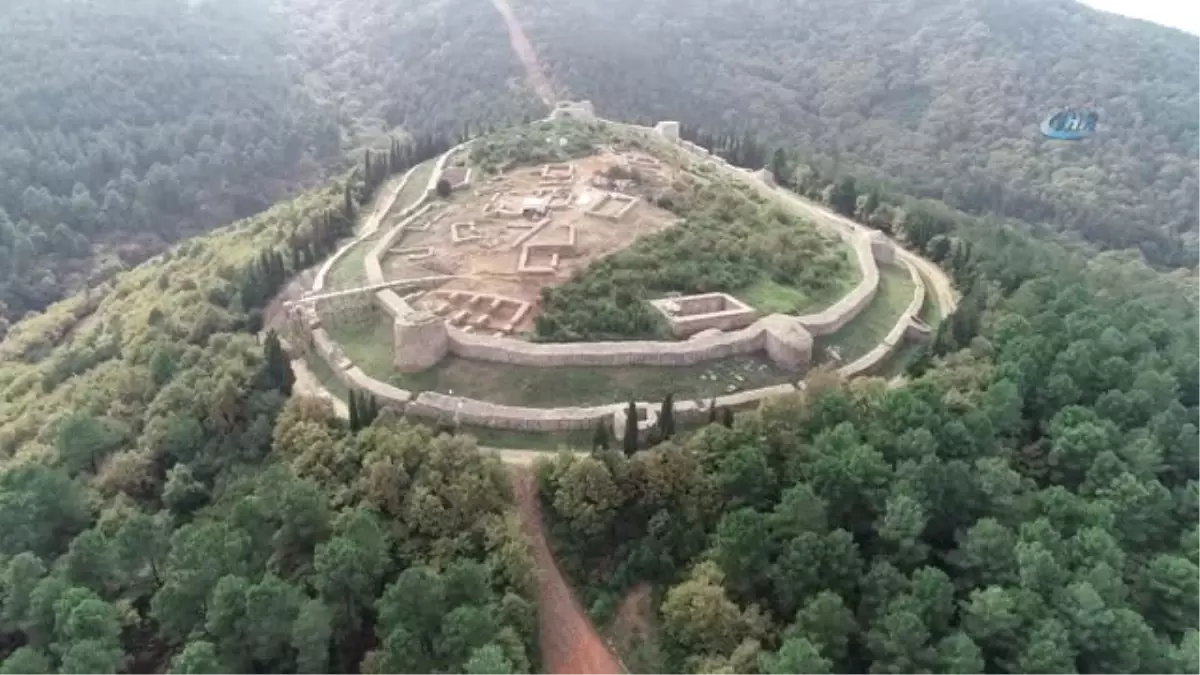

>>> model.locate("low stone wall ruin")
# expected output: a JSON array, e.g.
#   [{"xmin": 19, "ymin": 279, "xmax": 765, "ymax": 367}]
[
  {"xmin": 295, "ymin": 117, "xmax": 941, "ymax": 435},
  {"xmin": 651, "ymin": 292, "xmax": 758, "ymax": 338},
  {"xmin": 837, "ymin": 259, "xmax": 927, "ymax": 378},
  {"xmin": 794, "ymin": 230, "xmax": 882, "ymax": 336}
]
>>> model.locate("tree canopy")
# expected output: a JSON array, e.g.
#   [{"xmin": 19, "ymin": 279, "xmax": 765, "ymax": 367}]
[{"xmin": 513, "ymin": 0, "xmax": 1200, "ymax": 267}]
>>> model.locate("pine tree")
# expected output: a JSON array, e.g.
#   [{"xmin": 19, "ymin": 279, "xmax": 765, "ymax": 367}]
[
  {"xmin": 721, "ymin": 407, "xmax": 735, "ymax": 428},
  {"xmin": 659, "ymin": 392, "xmax": 676, "ymax": 440},
  {"xmin": 592, "ymin": 422, "xmax": 610, "ymax": 452},
  {"xmin": 623, "ymin": 401, "xmax": 639, "ymax": 456},
  {"xmin": 348, "ymin": 391, "xmax": 360, "ymax": 432}
]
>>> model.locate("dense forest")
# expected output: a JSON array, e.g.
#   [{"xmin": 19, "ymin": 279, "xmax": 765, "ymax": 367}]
[
  {"xmin": 0, "ymin": 0, "xmax": 344, "ymax": 330},
  {"xmin": 0, "ymin": 170, "xmax": 538, "ymax": 673},
  {"xmin": 536, "ymin": 154, "xmax": 1199, "ymax": 671},
  {"xmin": 512, "ymin": 0, "xmax": 1200, "ymax": 267},
  {"xmin": 277, "ymin": 0, "xmax": 544, "ymax": 143},
  {"xmin": 0, "ymin": 0, "xmax": 542, "ymax": 333},
  {"xmin": 0, "ymin": 1, "xmax": 1197, "ymax": 672}
]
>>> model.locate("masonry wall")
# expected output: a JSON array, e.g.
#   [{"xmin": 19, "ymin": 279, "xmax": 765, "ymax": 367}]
[
  {"xmin": 299, "ymin": 118, "xmax": 939, "ymax": 435},
  {"xmin": 837, "ymin": 259, "xmax": 926, "ymax": 378},
  {"xmin": 795, "ymin": 231, "xmax": 880, "ymax": 336}
]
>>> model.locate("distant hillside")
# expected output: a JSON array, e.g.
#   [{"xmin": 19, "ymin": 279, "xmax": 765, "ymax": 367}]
[
  {"xmin": 512, "ymin": 0, "xmax": 1200, "ymax": 266},
  {"xmin": 0, "ymin": 0, "xmax": 541, "ymax": 331}
]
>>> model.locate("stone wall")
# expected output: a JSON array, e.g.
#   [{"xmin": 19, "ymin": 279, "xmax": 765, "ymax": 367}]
[
  {"xmin": 441, "ymin": 311, "xmax": 815, "ymax": 370},
  {"xmin": 650, "ymin": 292, "xmax": 758, "ymax": 338},
  {"xmin": 549, "ymin": 100, "xmax": 596, "ymax": 121},
  {"xmin": 297, "ymin": 116, "xmax": 941, "ymax": 437},
  {"xmin": 837, "ymin": 259, "xmax": 925, "ymax": 378},
  {"xmin": 393, "ymin": 311, "xmax": 449, "ymax": 372},
  {"xmin": 795, "ymin": 230, "xmax": 882, "ymax": 336},
  {"xmin": 365, "ymin": 203, "xmax": 437, "ymax": 285}
]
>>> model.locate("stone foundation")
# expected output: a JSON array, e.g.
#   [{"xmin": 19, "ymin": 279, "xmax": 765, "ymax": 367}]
[
  {"xmin": 550, "ymin": 100, "xmax": 595, "ymax": 121},
  {"xmin": 650, "ymin": 292, "xmax": 758, "ymax": 338},
  {"xmin": 584, "ymin": 192, "xmax": 639, "ymax": 221},
  {"xmin": 293, "ymin": 115, "xmax": 948, "ymax": 437}
]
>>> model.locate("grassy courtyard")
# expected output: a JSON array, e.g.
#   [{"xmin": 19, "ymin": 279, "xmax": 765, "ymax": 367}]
[
  {"xmin": 325, "ymin": 311, "xmax": 796, "ymax": 407},
  {"xmin": 813, "ymin": 262, "xmax": 917, "ymax": 366}
]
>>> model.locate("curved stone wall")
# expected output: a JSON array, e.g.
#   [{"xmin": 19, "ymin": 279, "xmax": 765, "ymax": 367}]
[
  {"xmin": 296, "ymin": 116, "xmax": 941, "ymax": 433},
  {"xmin": 837, "ymin": 258, "xmax": 927, "ymax": 379},
  {"xmin": 794, "ymin": 231, "xmax": 881, "ymax": 336}
]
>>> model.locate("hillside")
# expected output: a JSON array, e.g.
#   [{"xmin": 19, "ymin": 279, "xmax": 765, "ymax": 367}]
[
  {"xmin": 511, "ymin": 0, "xmax": 1200, "ymax": 266},
  {"xmin": 0, "ymin": 0, "xmax": 541, "ymax": 332},
  {"xmin": 0, "ymin": 172, "xmax": 539, "ymax": 674}
]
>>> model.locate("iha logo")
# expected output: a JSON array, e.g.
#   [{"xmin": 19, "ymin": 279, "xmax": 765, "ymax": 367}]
[{"xmin": 1040, "ymin": 108, "xmax": 1099, "ymax": 140}]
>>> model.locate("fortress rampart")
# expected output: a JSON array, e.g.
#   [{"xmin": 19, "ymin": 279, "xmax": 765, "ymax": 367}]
[{"xmin": 288, "ymin": 115, "xmax": 939, "ymax": 433}]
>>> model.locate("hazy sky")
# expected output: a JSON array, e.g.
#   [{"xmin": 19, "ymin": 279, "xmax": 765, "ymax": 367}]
[{"xmin": 1079, "ymin": 0, "xmax": 1200, "ymax": 35}]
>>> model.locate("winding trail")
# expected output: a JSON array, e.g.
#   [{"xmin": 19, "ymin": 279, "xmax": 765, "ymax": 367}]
[{"xmin": 487, "ymin": 0, "xmax": 558, "ymax": 107}]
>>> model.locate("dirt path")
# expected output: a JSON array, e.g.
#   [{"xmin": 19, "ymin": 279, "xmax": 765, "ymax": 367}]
[
  {"xmin": 510, "ymin": 468, "xmax": 625, "ymax": 674},
  {"xmin": 488, "ymin": 0, "xmax": 558, "ymax": 107}
]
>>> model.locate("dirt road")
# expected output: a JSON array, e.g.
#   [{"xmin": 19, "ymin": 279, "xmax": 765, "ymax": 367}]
[
  {"xmin": 511, "ymin": 468, "xmax": 624, "ymax": 674},
  {"xmin": 487, "ymin": 0, "xmax": 557, "ymax": 107}
]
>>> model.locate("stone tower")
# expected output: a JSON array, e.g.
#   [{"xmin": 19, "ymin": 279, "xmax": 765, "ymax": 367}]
[{"xmin": 393, "ymin": 310, "xmax": 449, "ymax": 372}]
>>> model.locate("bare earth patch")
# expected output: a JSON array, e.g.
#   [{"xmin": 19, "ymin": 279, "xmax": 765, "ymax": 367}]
[
  {"xmin": 378, "ymin": 149, "xmax": 680, "ymax": 335},
  {"xmin": 510, "ymin": 468, "xmax": 624, "ymax": 674}
]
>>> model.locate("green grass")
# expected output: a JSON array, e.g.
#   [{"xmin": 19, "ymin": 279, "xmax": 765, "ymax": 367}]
[
  {"xmin": 444, "ymin": 424, "xmax": 593, "ymax": 451},
  {"xmin": 326, "ymin": 311, "xmax": 796, "ymax": 407},
  {"xmin": 325, "ymin": 235, "xmax": 378, "ymax": 291},
  {"xmin": 396, "ymin": 158, "xmax": 436, "ymax": 213},
  {"xmin": 390, "ymin": 354, "xmax": 795, "ymax": 408},
  {"xmin": 304, "ymin": 353, "xmax": 349, "ymax": 401},
  {"xmin": 326, "ymin": 315, "xmax": 396, "ymax": 378},
  {"xmin": 917, "ymin": 267, "xmax": 945, "ymax": 324},
  {"xmin": 739, "ymin": 274, "xmax": 855, "ymax": 315},
  {"xmin": 815, "ymin": 262, "xmax": 917, "ymax": 365}
]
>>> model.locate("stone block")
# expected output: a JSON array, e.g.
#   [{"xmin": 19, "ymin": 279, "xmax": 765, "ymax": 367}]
[{"xmin": 761, "ymin": 315, "xmax": 814, "ymax": 373}]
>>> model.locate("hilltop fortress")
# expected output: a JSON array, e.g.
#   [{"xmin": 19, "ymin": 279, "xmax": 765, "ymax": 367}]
[{"xmin": 284, "ymin": 103, "xmax": 938, "ymax": 438}]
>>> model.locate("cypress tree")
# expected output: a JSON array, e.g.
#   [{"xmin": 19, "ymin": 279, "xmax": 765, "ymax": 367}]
[
  {"xmin": 261, "ymin": 330, "xmax": 293, "ymax": 396},
  {"xmin": 659, "ymin": 392, "xmax": 675, "ymax": 440},
  {"xmin": 623, "ymin": 401, "xmax": 639, "ymax": 456},
  {"xmin": 721, "ymin": 407, "xmax": 735, "ymax": 428},
  {"xmin": 343, "ymin": 184, "xmax": 354, "ymax": 220},
  {"xmin": 708, "ymin": 398, "xmax": 718, "ymax": 425},
  {"xmin": 348, "ymin": 391, "xmax": 360, "ymax": 431},
  {"xmin": 592, "ymin": 422, "xmax": 610, "ymax": 452},
  {"xmin": 362, "ymin": 394, "xmax": 379, "ymax": 427}
]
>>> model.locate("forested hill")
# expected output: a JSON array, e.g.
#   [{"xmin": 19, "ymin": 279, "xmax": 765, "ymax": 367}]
[
  {"xmin": 0, "ymin": 0, "xmax": 341, "ymax": 330},
  {"xmin": 0, "ymin": 0, "xmax": 542, "ymax": 333},
  {"xmin": 512, "ymin": 0, "xmax": 1200, "ymax": 266}
]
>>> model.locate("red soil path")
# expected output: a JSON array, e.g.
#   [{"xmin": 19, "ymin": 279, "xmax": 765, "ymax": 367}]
[
  {"xmin": 487, "ymin": 0, "xmax": 558, "ymax": 107},
  {"xmin": 510, "ymin": 468, "xmax": 624, "ymax": 674}
]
